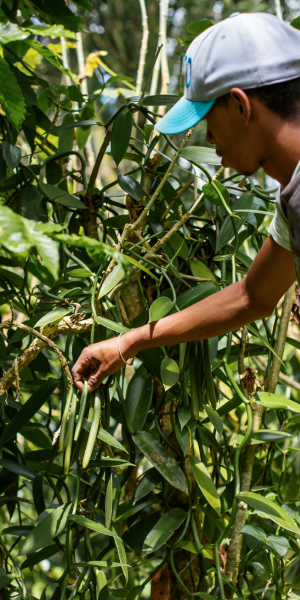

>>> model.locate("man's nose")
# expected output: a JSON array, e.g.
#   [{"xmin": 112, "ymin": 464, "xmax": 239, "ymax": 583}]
[{"xmin": 206, "ymin": 126, "xmax": 215, "ymax": 145}]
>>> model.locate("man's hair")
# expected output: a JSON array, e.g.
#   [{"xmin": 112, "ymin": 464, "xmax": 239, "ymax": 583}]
[{"xmin": 218, "ymin": 77, "xmax": 300, "ymax": 121}]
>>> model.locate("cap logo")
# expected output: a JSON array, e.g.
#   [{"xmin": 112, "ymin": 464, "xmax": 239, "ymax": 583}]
[{"xmin": 185, "ymin": 56, "xmax": 192, "ymax": 87}]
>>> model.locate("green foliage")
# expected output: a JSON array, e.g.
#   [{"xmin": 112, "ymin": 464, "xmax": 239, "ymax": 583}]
[{"xmin": 0, "ymin": 0, "xmax": 300, "ymax": 599}]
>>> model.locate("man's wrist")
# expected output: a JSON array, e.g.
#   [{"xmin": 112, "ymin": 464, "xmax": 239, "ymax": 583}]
[{"xmin": 120, "ymin": 328, "xmax": 144, "ymax": 360}]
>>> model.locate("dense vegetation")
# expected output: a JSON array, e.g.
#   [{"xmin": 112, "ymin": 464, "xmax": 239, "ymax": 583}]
[{"xmin": 1, "ymin": 1, "xmax": 300, "ymax": 599}]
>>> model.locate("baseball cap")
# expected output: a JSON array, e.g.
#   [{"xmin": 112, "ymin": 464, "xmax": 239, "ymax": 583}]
[{"xmin": 155, "ymin": 12, "xmax": 300, "ymax": 135}]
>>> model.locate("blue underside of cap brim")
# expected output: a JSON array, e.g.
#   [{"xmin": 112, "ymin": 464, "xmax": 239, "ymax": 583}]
[{"xmin": 155, "ymin": 97, "xmax": 216, "ymax": 135}]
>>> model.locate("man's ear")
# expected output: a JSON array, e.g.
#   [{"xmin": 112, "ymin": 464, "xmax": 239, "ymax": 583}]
[{"xmin": 229, "ymin": 87, "xmax": 251, "ymax": 125}]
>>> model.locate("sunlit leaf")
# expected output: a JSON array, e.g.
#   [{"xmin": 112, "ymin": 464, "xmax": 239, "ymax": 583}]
[
  {"xmin": 161, "ymin": 357, "xmax": 179, "ymax": 390},
  {"xmin": 257, "ymin": 392, "xmax": 300, "ymax": 413},
  {"xmin": 149, "ymin": 297, "xmax": 174, "ymax": 322},
  {"xmin": 68, "ymin": 515, "xmax": 120, "ymax": 538},
  {"xmin": 35, "ymin": 307, "xmax": 73, "ymax": 327},
  {"xmin": 189, "ymin": 456, "xmax": 221, "ymax": 515},
  {"xmin": 237, "ymin": 492, "xmax": 299, "ymax": 533}
]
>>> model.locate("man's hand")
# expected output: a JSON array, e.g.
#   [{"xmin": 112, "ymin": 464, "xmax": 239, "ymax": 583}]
[{"xmin": 72, "ymin": 337, "xmax": 126, "ymax": 392}]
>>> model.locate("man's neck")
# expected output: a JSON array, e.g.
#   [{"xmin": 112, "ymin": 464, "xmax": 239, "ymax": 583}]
[{"xmin": 261, "ymin": 119, "xmax": 300, "ymax": 187}]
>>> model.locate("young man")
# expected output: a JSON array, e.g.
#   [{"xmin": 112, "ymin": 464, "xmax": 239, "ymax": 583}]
[{"xmin": 73, "ymin": 12, "xmax": 299, "ymax": 392}]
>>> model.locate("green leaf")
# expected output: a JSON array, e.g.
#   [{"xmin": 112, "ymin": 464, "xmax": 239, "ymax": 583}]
[
  {"xmin": 19, "ymin": 504, "xmax": 72, "ymax": 555},
  {"xmin": 35, "ymin": 307, "xmax": 73, "ymax": 327},
  {"xmin": 236, "ymin": 492, "xmax": 299, "ymax": 533},
  {"xmin": 247, "ymin": 324, "xmax": 284, "ymax": 366},
  {"xmin": 251, "ymin": 429, "xmax": 292, "ymax": 442},
  {"xmin": 178, "ymin": 404, "xmax": 191, "ymax": 431},
  {"xmin": 175, "ymin": 419, "xmax": 196, "ymax": 455},
  {"xmin": 189, "ymin": 456, "xmax": 221, "ymax": 515},
  {"xmin": 257, "ymin": 392, "xmax": 300, "ymax": 413},
  {"xmin": 190, "ymin": 259, "xmax": 216, "ymax": 282},
  {"xmin": 58, "ymin": 113, "xmax": 74, "ymax": 154},
  {"xmin": 134, "ymin": 469, "xmax": 161, "ymax": 503},
  {"xmin": 74, "ymin": 560, "xmax": 129, "ymax": 568},
  {"xmin": 80, "ymin": 417, "xmax": 128, "ymax": 453},
  {"xmin": 1, "ymin": 525, "xmax": 33, "ymax": 537},
  {"xmin": 202, "ymin": 181, "xmax": 230, "ymax": 207},
  {"xmin": 133, "ymin": 431, "xmax": 188, "ymax": 495},
  {"xmin": 0, "ymin": 380, "xmax": 57, "ymax": 449},
  {"xmin": 26, "ymin": 40, "xmax": 78, "ymax": 83},
  {"xmin": 20, "ymin": 544, "xmax": 60, "ymax": 570},
  {"xmin": 111, "ymin": 109, "xmax": 132, "ymax": 166},
  {"xmin": 161, "ymin": 357, "xmax": 179, "ymax": 391},
  {"xmin": 25, "ymin": 24, "xmax": 76, "ymax": 38},
  {"xmin": 204, "ymin": 405, "xmax": 223, "ymax": 436},
  {"xmin": 0, "ymin": 575, "xmax": 17, "ymax": 588},
  {"xmin": 141, "ymin": 94, "xmax": 178, "ymax": 106},
  {"xmin": 241, "ymin": 525, "xmax": 290, "ymax": 556},
  {"xmin": 68, "ymin": 268, "xmax": 93, "ymax": 278},
  {"xmin": 0, "ymin": 57, "xmax": 26, "ymax": 128},
  {"xmin": 216, "ymin": 193, "xmax": 253, "ymax": 251},
  {"xmin": 93, "ymin": 315, "xmax": 129, "ymax": 334},
  {"xmin": 267, "ymin": 535, "xmax": 291, "ymax": 556},
  {"xmin": 149, "ymin": 297, "xmax": 174, "ymax": 322},
  {"xmin": 180, "ymin": 146, "xmax": 222, "ymax": 166},
  {"xmin": 68, "ymin": 515, "xmax": 120, "ymax": 539},
  {"xmin": 124, "ymin": 374, "xmax": 153, "ymax": 434},
  {"xmin": 176, "ymin": 281, "xmax": 218, "ymax": 311},
  {"xmin": 98, "ymin": 263, "xmax": 126, "ymax": 298},
  {"xmin": 106, "ymin": 215, "xmax": 128, "ymax": 228},
  {"xmin": 291, "ymin": 16, "xmax": 300, "ymax": 29},
  {"xmin": 106, "ymin": 75, "xmax": 134, "ymax": 84},
  {"xmin": 2, "ymin": 142, "xmax": 21, "ymax": 171},
  {"xmin": 144, "ymin": 508, "xmax": 187, "ymax": 552},
  {"xmin": 29, "ymin": 223, "xmax": 60, "ymax": 279},
  {"xmin": 113, "ymin": 525, "xmax": 128, "ymax": 583},
  {"xmin": 187, "ymin": 20, "xmax": 213, "ymax": 34},
  {"xmin": 89, "ymin": 458, "xmax": 134, "ymax": 467},
  {"xmin": 123, "ymin": 254, "xmax": 159, "ymax": 282},
  {"xmin": 167, "ymin": 232, "xmax": 189, "ymax": 260},
  {"xmin": 39, "ymin": 183, "xmax": 87, "ymax": 209},
  {"xmin": 0, "ymin": 22, "xmax": 30, "ymax": 44},
  {"xmin": 118, "ymin": 174, "xmax": 148, "ymax": 202}
]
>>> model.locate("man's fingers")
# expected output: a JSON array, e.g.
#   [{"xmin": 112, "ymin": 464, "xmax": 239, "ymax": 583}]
[
  {"xmin": 72, "ymin": 352, "xmax": 99, "ymax": 391},
  {"xmin": 87, "ymin": 365, "xmax": 105, "ymax": 392}
]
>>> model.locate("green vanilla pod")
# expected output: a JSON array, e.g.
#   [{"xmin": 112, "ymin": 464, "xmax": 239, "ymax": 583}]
[
  {"xmin": 59, "ymin": 385, "xmax": 74, "ymax": 452},
  {"xmin": 203, "ymin": 338, "xmax": 217, "ymax": 410},
  {"xmin": 78, "ymin": 393, "xmax": 95, "ymax": 460},
  {"xmin": 82, "ymin": 389, "xmax": 101, "ymax": 469},
  {"xmin": 64, "ymin": 390, "xmax": 78, "ymax": 475},
  {"xmin": 74, "ymin": 380, "xmax": 88, "ymax": 441},
  {"xmin": 190, "ymin": 342, "xmax": 199, "ymax": 420}
]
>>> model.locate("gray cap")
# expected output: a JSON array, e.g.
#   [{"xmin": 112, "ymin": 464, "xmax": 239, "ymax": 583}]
[{"xmin": 156, "ymin": 12, "xmax": 300, "ymax": 134}]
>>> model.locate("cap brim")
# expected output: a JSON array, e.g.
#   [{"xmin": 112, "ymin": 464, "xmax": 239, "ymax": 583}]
[{"xmin": 155, "ymin": 97, "xmax": 216, "ymax": 135}]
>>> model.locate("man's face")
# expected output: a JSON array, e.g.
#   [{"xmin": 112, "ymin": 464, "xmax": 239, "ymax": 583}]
[{"xmin": 205, "ymin": 90, "xmax": 267, "ymax": 176}]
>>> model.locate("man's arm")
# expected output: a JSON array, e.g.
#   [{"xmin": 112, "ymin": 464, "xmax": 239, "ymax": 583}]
[{"xmin": 72, "ymin": 236, "xmax": 295, "ymax": 391}]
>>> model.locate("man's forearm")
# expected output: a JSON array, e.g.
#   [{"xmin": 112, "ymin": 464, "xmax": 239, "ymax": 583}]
[{"xmin": 121, "ymin": 279, "xmax": 267, "ymax": 358}]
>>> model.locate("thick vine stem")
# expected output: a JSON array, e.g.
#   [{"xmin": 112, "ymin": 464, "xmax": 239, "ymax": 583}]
[
  {"xmin": 266, "ymin": 284, "xmax": 295, "ymax": 393},
  {"xmin": 224, "ymin": 287, "xmax": 295, "ymax": 594},
  {"xmin": 0, "ymin": 315, "xmax": 93, "ymax": 397},
  {"xmin": 224, "ymin": 401, "xmax": 265, "ymax": 596}
]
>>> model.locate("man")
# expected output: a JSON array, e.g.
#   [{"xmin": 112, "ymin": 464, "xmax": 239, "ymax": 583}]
[{"xmin": 73, "ymin": 12, "xmax": 299, "ymax": 392}]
